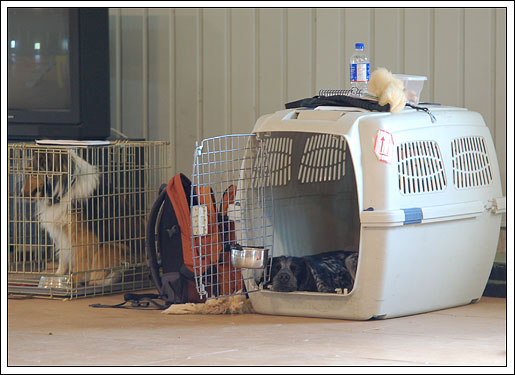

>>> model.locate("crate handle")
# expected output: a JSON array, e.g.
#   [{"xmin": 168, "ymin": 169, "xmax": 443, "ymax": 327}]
[
  {"xmin": 487, "ymin": 197, "xmax": 506, "ymax": 215},
  {"xmin": 361, "ymin": 200, "xmax": 485, "ymax": 227}
]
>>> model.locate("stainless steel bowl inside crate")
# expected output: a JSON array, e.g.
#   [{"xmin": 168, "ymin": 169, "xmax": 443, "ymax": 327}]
[
  {"xmin": 230, "ymin": 246, "xmax": 269, "ymax": 269},
  {"xmin": 38, "ymin": 276, "xmax": 70, "ymax": 289}
]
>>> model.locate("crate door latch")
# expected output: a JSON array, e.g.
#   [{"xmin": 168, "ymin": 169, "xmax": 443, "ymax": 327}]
[{"xmin": 402, "ymin": 208, "xmax": 423, "ymax": 225}]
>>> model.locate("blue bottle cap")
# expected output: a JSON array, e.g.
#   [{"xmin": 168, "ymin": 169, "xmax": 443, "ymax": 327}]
[{"xmin": 355, "ymin": 43, "xmax": 365, "ymax": 50}]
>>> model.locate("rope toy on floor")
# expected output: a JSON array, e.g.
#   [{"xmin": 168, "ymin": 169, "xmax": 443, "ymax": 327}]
[{"xmin": 162, "ymin": 292, "xmax": 254, "ymax": 315}]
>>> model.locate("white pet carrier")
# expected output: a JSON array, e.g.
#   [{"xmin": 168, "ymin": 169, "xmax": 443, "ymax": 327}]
[{"xmin": 192, "ymin": 105, "xmax": 505, "ymax": 320}]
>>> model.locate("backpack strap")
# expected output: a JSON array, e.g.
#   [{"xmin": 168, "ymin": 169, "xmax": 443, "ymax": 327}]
[
  {"xmin": 89, "ymin": 293, "xmax": 168, "ymax": 310},
  {"xmin": 166, "ymin": 174, "xmax": 194, "ymax": 272},
  {"xmin": 146, "ymin": 184, "xmax": 168, "ymax": 296}
]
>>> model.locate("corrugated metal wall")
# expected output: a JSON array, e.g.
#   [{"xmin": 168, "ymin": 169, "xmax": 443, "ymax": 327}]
[{"xmin": 108, "ymin": 8, "xmax": 507, "ymax": 203}]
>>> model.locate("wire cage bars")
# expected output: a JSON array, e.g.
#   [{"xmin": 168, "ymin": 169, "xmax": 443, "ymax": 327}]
[
  {"xmin": 191, "ymin": 134, "xmax": 274, "ymax": 299},
  {"xmin": 7, "ymin": 141, "xmax": 170, "ymax": 298}
]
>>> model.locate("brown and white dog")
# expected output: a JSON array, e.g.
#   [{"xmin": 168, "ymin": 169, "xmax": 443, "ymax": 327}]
[{"xmin": 21, "ymin": 149, "xmax": 143, "ymax": 286}]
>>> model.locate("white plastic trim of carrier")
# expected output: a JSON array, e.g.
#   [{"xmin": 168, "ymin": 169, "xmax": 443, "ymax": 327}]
[
  {"xmin": 245, "ymin": 106, "xmax": 504, "ymax": 321},
  {"xmin": 360, "ymin": 200, "xmax": 491, "ymax": 227}
]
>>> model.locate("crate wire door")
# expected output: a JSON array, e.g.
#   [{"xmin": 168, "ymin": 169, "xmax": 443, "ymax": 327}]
[{"xmin": 191, "ymin": 134, "xmax": 273, "ymax": 299}]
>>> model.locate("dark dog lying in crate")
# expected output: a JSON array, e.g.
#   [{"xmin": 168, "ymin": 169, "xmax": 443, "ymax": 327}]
[
  {"xmin": 20, "ymin": 149, "xmax": 145, "ymax": 287},
  {"xmin": 264, "ymin": 250, "xmax": 358, "ymax": 293},
  {"xmin": 163, "ymin": 250, "xmax": 358, "ymax": 315}
]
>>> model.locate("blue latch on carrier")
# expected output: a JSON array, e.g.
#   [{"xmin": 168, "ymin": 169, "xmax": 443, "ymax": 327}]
[{"xmin": 402, "ymin": 208, "xmax": 423, "ymax": 225}]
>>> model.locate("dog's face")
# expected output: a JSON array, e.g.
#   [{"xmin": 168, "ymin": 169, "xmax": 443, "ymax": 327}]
[
  {"xmin": 21, "ymin": 151, "xmax": 72, "ymax": 201},
  {"xmin": 268, "ymin": 256, "xmax": 313, "ymax": 292}
]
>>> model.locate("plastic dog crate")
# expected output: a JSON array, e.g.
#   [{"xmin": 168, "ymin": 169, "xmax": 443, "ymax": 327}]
[{"xmin": 212, "ymin": 105, "xmax": 505, "ymax": 320}]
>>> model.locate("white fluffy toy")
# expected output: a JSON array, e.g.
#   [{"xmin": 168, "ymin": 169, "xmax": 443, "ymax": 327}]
[{"xmin": 368, "ymin": 67, "xmax": 407, "ymax": 113}]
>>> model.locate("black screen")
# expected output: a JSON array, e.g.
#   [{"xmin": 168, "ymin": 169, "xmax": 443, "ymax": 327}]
[
  {"xmin": 8, "ymin": 7, "xmax": 110, "ymax": 140},
  {"xmin": 8, "ymin": 8, "xmax": 72, "ymax": 111}
]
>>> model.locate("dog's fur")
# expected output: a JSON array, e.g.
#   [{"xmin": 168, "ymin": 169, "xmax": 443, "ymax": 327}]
[
  {"xmin": 265, "ymin": 250, "xmax": 358, "ymax": 293},
  {"xmin": 163, "ymin": 250, "xmax": 358, "ymax": 315},
  {"xmin": 21, "ymin": 149, "xmax": 144, "ymax": 286}
]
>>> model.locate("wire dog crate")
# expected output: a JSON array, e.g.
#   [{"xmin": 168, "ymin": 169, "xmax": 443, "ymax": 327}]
[
  {"xmin": 191, "ymin": 135, "xmax": 274, "ymax": 299},
  {"xmin": 8, "ymin": 140, "xmax": 170, "ymax": 298}
]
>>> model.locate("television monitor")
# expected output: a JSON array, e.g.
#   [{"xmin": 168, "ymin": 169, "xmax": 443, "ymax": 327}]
[{"xmin": 8, "ymin": 8, "xmax": 110, "ymax": 140}]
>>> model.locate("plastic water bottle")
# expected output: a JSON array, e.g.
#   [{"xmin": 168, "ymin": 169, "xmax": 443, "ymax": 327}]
[{"xmin": 350, "ymin": 43, "xmax": 370, "ymax": 96}]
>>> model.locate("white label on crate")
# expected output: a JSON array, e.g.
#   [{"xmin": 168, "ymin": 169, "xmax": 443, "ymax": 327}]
[
  {"xmin": 192, "ymin": 205, "xmax": 208, "ymax": 236},
  {"xmin": 374, "ymin": 130, "xmax": 394, "ymax": 164}
]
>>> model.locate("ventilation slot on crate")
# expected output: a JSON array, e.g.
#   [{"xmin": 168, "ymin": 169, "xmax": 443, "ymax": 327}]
[
  {"xmin": 451, "ymin": 136, "xmax": 493, "ymax": 189},
  {"xmin": 298, "ymin": 134, "xmax": 347, "ymax": 184},
  {"xmin": 397, "ymin": 141, "xmax": 446, "ymax": 195},
  {"xmin": 263, "ymin": 136, "xmax": 292, "ymax": 187}
]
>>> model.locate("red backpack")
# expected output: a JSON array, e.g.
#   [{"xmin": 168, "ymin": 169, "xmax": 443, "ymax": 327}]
[{"xmin": 146, "ymin": 173, "xmax": 242, "ymax": 305}]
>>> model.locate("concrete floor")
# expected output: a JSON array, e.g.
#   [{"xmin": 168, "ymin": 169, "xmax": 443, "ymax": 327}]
[{"xmin": 6, "ymin": 291, "xmax": 507, "ymax": 367}]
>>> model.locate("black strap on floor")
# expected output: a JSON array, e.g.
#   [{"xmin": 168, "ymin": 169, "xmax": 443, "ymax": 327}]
[{"xmin": 89, "ymin": 293, "xmax": 170, "ymax": 310}]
